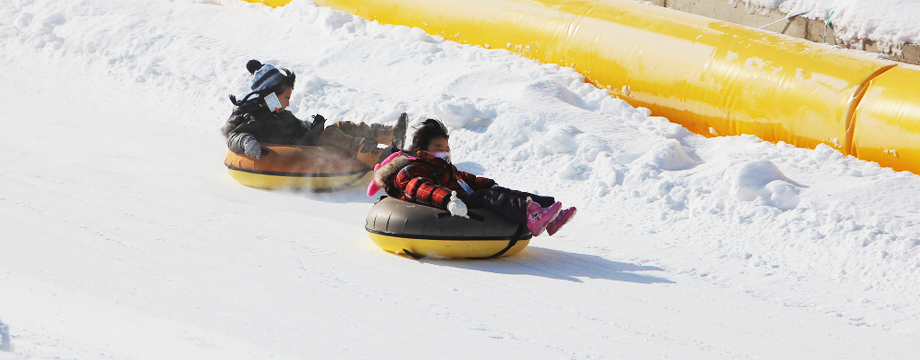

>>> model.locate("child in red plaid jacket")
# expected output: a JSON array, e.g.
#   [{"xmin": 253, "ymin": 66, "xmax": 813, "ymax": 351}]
[{"xmin": 373, "ymin": 119, "xmax": 576, "ymax": 236}]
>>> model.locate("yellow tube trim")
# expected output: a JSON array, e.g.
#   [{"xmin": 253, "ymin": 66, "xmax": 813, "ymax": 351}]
[
  {"xmin": 227, "ymin": 168, "xmax": 371, "ymax": 191},
  {"xmin": 368, "ymin": 232, "xmax": 530, "ymax": 258}
]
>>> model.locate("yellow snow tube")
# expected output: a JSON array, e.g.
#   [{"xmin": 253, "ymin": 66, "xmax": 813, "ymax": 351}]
[
  {"xmin": 225, "ymin": 145, "xmax": 373, "ymax": 191},
  {"xmin": 366, "ymin": 197, "xmax": 531, "ymax": 259},
  {"xmin": 248, "ymin": 0, "xmax": 920, "ymax": 174}
]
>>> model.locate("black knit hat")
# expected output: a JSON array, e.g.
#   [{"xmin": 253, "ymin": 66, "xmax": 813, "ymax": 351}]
[
  {"xmin": 229, "ymin": 60, "xmax": 293, "ymax": 106},
  {"xmin": 247, "ymin": 60, "xmax": 284, "ymax": 93}
]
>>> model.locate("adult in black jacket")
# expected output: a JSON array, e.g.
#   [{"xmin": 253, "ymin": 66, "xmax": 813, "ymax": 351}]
[{"xmin": 221, "ymin": 60, "xmax": 406, "ymax": 162}]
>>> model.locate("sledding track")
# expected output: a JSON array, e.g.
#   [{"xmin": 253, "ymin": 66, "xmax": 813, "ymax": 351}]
[
  {"xmin": 252, "ymin": 0, "xmax": 920, "ymax": 175},
  {"xmin": 4, "ymin": 0, "xmax": 920, "ymax": 358}
]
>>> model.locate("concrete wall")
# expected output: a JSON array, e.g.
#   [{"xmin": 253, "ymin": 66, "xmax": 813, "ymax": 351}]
[{"xmin": 645, "ymin": 0, "xmax": 920, "ymax": 65}]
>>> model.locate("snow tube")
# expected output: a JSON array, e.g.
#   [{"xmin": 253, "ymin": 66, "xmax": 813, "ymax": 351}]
[
  {"xmin": 365, "ymin": 197, "xmax": 532, "ymax": 259},
  {"xmin": 225, "ymin": 145, "xmax": 373, "ymax": 191}
]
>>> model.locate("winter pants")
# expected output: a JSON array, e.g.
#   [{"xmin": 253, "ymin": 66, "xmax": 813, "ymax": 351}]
[
  {"xmin": 332, "ymin": 121, "xmax": 395, "ymax": 145},
  {"xmin": 318, "ymin": 121, "xmax": 394, "ymax": 154},
  {"xmin": 462, "ymin": 186, "xmax": 555, "ymax": 225}
]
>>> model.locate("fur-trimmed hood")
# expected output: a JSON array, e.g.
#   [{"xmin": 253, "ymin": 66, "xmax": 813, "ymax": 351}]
[{"xmin": 373, "ymin": 153, "xmax": 412, "ymax": 189}]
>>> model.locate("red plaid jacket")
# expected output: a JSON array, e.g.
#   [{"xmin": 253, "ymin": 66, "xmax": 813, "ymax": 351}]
[{"xmin": 390, "ymin": 151, "xmax": 496, "ymax": 209}]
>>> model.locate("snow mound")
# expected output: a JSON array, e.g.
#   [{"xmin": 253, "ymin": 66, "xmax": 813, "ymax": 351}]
[
  {"xmin": 636, "ymin": 139, "xmax": 697, "ymax": 171},
  {"xmin": 534, "ymin": 124, "xmax": 581, "ymax": 156},
  {"xmin": 722, "ymin": 159, "xmax": 801, "ymax": 210},
  {"xmin": 430, "ymin": 94, "xmax": 484, "ymax": 128}
]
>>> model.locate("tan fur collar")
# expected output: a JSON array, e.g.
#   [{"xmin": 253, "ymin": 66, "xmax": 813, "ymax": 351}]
[{"xmin": 373, "ymin": 154, "xmax": 411, "ymax": 188}]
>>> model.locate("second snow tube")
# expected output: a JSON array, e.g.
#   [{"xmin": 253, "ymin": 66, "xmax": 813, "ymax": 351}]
[
  {"xmin": 365, "ymin": 197, "xmax": 532, "ymax": 259},
  {"xmin": 225, "ymin": 145, "xmax": 373, "ymax": 191}
]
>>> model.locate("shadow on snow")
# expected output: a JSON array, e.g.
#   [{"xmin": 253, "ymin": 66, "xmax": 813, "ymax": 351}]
[{"xmin": 424, "ymin": 246, "xmax": 674, "ymax": 284}]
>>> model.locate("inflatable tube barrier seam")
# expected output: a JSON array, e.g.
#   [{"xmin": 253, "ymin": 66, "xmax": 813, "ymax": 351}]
[{"xmin": 842, "ymin": 64, "xmax": 897, "ymax": 157}]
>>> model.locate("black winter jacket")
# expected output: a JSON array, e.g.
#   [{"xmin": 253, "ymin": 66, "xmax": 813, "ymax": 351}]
[{"xmin": 221, "ymin": 100, "xmax": 324, "ymax": 153}]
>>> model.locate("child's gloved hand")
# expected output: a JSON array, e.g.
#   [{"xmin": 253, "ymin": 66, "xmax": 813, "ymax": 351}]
[
  {"xmin": 242, "ymin": 134, "xmax": 262, "ymax": 159},
  {"xmin": 447, "ymin": 191, "xmax": 469, "ymax": 218}
]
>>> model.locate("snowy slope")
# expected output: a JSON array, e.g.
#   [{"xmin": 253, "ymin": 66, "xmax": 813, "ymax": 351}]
[{"xmin": 1, "ymin": 0, "xmax": 919, "ymax": 359}]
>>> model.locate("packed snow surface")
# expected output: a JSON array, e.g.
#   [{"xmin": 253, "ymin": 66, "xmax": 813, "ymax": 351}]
[{"xmin": 2, "ymin": 0, "xmax": 920, "ymax": 359}]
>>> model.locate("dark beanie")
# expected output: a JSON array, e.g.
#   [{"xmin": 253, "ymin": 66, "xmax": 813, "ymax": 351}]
[
  {"xmin": 228, "ymin": 60, "xmax": 289, "ymax": 106},
  {"xmin": 247, "ymin": 59, "xmax": 285, "ymax": 93}
]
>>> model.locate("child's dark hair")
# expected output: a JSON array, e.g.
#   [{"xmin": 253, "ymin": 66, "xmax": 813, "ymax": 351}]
[{"xmin": 408, "ymin": 119, "xmax": 449, "ymax": 153}]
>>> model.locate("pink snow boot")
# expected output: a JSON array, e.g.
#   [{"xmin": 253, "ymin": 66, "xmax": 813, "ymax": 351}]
[
  {"xmin": 526, "ymin": 201, "xmax": 562, "ymax": 236},
  {"xmin": 546, "ymin": 207, "xmax": 576, "ymax": 236}
]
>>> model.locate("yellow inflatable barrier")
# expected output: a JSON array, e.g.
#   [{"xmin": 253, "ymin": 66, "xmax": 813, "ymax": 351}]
[
  {"xmin": 247, "ymin": 0, "xmax": 920, "ymax": 174},
  {"xmin": 850, "ymin": 65, "xmax": 920, "ymax": 173},
  {"xmin": 241, "ymin": 0, "xmax": 292, "ymax": 7}
]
